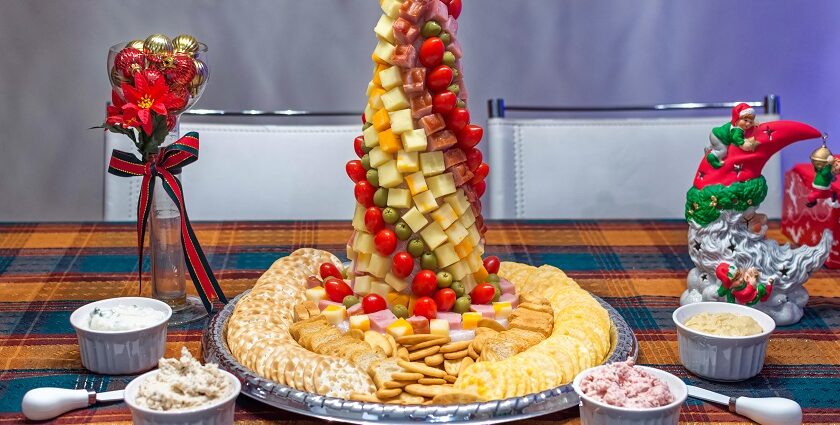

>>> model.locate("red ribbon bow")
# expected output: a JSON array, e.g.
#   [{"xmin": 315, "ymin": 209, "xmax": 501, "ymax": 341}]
[{"xmin": 108, "ymin": 132, "xmax": 227, "ymax": 312}]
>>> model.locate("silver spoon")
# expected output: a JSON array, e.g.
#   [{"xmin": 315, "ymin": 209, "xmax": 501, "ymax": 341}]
[{"xmin": 688, "ymin": 385, "xmax": 802, "ymax": 425}]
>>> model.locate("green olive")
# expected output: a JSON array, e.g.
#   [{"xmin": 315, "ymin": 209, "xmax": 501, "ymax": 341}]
[
  {"xmin": 373, "ymin": 188, "xmax": 389, "ymax": 207},
  {"xmin": 436, "ymin": 271, "xmax": 453, "ymax": 288},
  {"xmin": 486, "ymin": 274, "xmax": 500, "ymax": 283},
  {"xmin": 440, "ymin": 32, "xmax": 452, "ymax": 46},
  {"xmin": 453, "ymin": 296, "xmax": 471, "ymax": 314},
  {"xmin": 394, "ymin": 222, "xmax": 412, "ymax": 240},
  {"xmin": 447, "ymin": 84, "xmax": 460, "ymax": 95},
  {"xmin": 391, "ymin": 304, "xmax": 409, "ymax": 319},
  {"xmin": 451, "ymin": 68, "xmax": 459, "ymax": 78},
  {"xmin": 362, "ymin": 122, "xmax": 372, "ymax": 130},
  {"xmin": 442, "ymin": 51, "xmax": 456, "ymax": 67},
  {"xmin": 382, "ymin": 207, "xmax": 399, "ymax": 224},
  {"xmin": 341, "ymin": 267, "xmax": 349, "ymax": 279},
  {"xmin": 455, "ymin": 99, "xmax": 466, "ymax": 108},
  {"xmin": 490, "ymin": 282, "xmax": 502, "ymax": 302},
  {"xmin": 361, "ymin": 154, "xmax": 371, "ymax": 170},
  {"xmin": 408, "ymin": 238, "xmax": 426, "ymax": 257},
  {"xmin": 343, "ymin": 295, "xmax": 359, "ymax": 309},
  {"xmin": 366, "ymin": 169, "xmax": 380, "ymax": 187},
  {"xmin": 421, "ymin": 252, "xmax": 438, "ymax": 270},
  {"xmin": 421, "ymin": 21, "xmax": 442, "ymax": 37},
  {"xmin": 451, "ymin": 281, "xmax": 465, "ymax": 297},
  {"xmin": 361, "ymin": 143, "xmax": 374, "ymax": 154}
]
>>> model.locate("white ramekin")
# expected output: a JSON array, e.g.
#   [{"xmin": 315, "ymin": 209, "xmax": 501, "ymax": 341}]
[
  {"xmin": 70, "ymin": 297, "xmax": 172, "ymax": 375},
  {"xmin": 572, "ymin": 365, "xmax": 687, "ymax": 425},
  {"xmin": 124, "ymin": 368, "xmax": 241, "ymax": 425},
  {"xmin": 673, "ymin": 302, "xmax": 775, "ymax": 381}
]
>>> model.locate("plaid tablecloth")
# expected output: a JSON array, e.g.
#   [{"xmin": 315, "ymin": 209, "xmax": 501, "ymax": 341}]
[{"xmin": 1, "ymin": 220, "xmax": 838, "ymax": 424}]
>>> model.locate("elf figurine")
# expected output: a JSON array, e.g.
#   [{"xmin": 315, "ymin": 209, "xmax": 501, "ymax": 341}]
[
  {"xmin": 715, "ymin": 262, "xmax": 773, "ymax": 306},
  {"xmin": 805, "ymin": 142, "xmax": 839, "ymax": 207},
  {"xmin": 706, "ymin": 103, "xmax": 759, "ymax": 169}
]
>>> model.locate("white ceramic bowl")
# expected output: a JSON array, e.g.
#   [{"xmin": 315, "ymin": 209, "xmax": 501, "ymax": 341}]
[
  {"xmin": 572, "ymin": 365, "xmax": 687, "ymax": 425},
  {"xmin": 70, "ymin": 297, "xmax": 171, "ymax": 375},
  {"xmin": 673, "ymin": 302, "xmax": 775, "ymax": 381},
  {"xmin": 124, "ymin": 368, "xmax": 241, "ymax": 425}
]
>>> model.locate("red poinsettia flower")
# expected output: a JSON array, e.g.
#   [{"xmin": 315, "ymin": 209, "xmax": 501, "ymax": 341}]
[
  {"xmin": 105, "ymin": 90, "xmax": 140, "ymax": 129},
  {"xmin": 120, "ymin": 71, "xmax": 185, "ymax": 135}
]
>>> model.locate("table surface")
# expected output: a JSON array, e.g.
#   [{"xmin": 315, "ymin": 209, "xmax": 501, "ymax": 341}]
[{"xmin": 0, "ymin": 220, "xmax": 838, "ymax": 424}]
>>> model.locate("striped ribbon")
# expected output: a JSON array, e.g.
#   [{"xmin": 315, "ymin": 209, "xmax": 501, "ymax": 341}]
[{"xmin": 107, "ymin": 132, "xmax": 227, "ymax": 312}]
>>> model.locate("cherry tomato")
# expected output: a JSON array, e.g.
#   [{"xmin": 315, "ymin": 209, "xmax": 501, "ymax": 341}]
[
  {"xmin": 419, "ymin": 37, "xmax": 445, "ymax": 68},
  {"xmin": 471, "ymin": 283, "xmax": 496, "ymax": 304},
  {"xmin": 433, "ymin": 288, "xmax": 456, "ymax": 312},
  {"xmin": 457, "ymin": 124, "xmax": 483, "ymax": 149},
  {"xmin": 464, "ymin": 147, "xmax": 482, "ymax": 171},
  {"xmin": 412, "ymin": 270, "xmax": 438, "ymax": 297},
  {"xmin": 354, "ymin": 135, "xmax": 364, "ymax": 158},
  {"xmin": 448, "ymin": 0, "xmax": 462, "ymax": 19},
  {"xmin": 362, "ymin": 293, "xmax": 387, "ymax": 314},
  {"xmin": 440, "ymin": 0, "xmax": 451, "ymax": 4},
  {"xmin": 319, "ymin": 262, "xmax": 343, "ymax": 280},
  {"xmin": 374, "ymin": 229, "xmax": 397, "ymax": 256},
  {"xmin": 483, "ymin": 256, "xmax": 500, "ymax": 274},
  {"xmin": 364, "ymin": 207, "xmax": 385, "ymax": 234},
  {"xmin": 427, "ymin": 65, "xmax": 453, "ymax": 92},
  {"xmin": 473, "ymin": 180, "xmax": 487, "ymax": 198},
  {"xmin": 470, "ymin": 163, "xmax": 490, "ymax": 185},
  {"xmin": 392, "ymin": 251, "xmax": 415, "ymax": 279},
  {"xmin": 354, "ymin": 180, "xmax": 375, "ymax": 208},
  {"xmin": 432, "ymin": 91, "xmax": 457, "ymax": 114},
  {"xmin": 413, "ymin": 296, "xmax": 438, "ymax": 320},
  {"xmin": 445, "ymin": 108, "xmax": 470, "ymax": 132},
  {"xmin": 346, "ymin": 160, "xmax": 366, "ymax": 183},
  {"xmin": 361, "ymin": 113, "xmax": 366, "ymax": 124},
  {"xmin": 324, "ymin": 278, "xmax": 353, "ymax": 302}
]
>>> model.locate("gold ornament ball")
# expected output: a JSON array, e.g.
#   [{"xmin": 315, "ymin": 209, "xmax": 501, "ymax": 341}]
[
  {"xmin": 190, "ymin": 58, "xmax": 209, "ymax": 90},
  {"xmin": 143, "ymin": 33, "xmax": 173, "ymax": 55},
  {"xmin": 811, "ymin": 145, "xmax": 833, "ymax": 168},
  {"xmin": 172, "ymin": 34, "xmax": 199, "ymax": 55},
  {"xmin": 125, "ymin": 39, "xmax": 145, "ymax": 50},
  {"xmin": 109, "ymin": 66, "xmax": 126, "ymax": 87}
]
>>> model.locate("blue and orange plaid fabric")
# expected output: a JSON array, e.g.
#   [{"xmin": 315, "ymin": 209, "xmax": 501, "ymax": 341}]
[{"xmin": 0, "ymin": 221, "xmax": 838, "ymax": 424}]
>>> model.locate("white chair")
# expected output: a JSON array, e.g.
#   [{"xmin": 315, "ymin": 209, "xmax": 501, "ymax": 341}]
[
  {"xmin": 486, "ymin": 96, "xmax": 783, "ymax": 219},
  {"xmin": 103, "ymin": 111, "xmax": 361, "ymax": 221}
]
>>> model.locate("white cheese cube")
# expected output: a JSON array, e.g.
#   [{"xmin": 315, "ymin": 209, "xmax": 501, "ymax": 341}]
[
  {"xmin": 352, "ymin": 204, "xmax": 367, "ymax": 231},
  {"xmin": 427, "ymin": 173, "xmax": 456, "ymax": 198},
  {"xmin": 374, "ymin": 14, "xmax": 396, "ymax": 43},
  {"xmin": 396, "ymin": 150, "xmax": 420, "ymax": 173},
  {"xmin": 369, "ymin": 147, "xmax": 393, "ymax": 168},
  {"xmin": 364, "ymin": 104, "xmax": 375, "ymax": 124},
  {"xmin": 354, "ymin": 275, "xmax": 372, "ymax": 295},
  {"xmin": 419, "ymin": 151, "xmax": 446, "ymax": 176},
  {"xmin": 346, "ymin": 244, "xmax": 357, "ymax": 261},
  {"xmin": 474, "ymin": 243, "xmax": 485, "ymax": 257},
  {"xmin": 377, "ymin": 160, "xmax": 402, "ymax": 188},
  {"xmin": 431, "ymin": 203, "xmax": 458, "ymax": 229},
  {"xmin": 382, "ymin": 87, "xmax": 410, "ymax": 112},
  {"xmin": 405, "ymin": 172, "xmax": 428, "ymax": 195},
  {"xmin": 368, "ymin": 253, "xmax": 391, "ymax": 278},
  {"xmin": 429, "ymin": 319, "xmax": 450, "ymax": 337},
  {"xmin": 445, "ymin": 221, "xmax": 468, "ymax": 244},
  {"xmin": 387, "ymin": 188, "xmax": 412, "ymax": 209},
  {"xmin": 434, "ymin": 242, "xmax": 459, "ymax": 268},
  {"xmin": 402, "ymin": 207, "xmax": 429, "ymax": 232},
  {"xmin": 445, "ymin": 190, "xmax": 471, "ymax": 216},
  {"xmin": 466, "ymin": 250, "xmax": 482, "ymax": 273},
  {"xmin": 323, "ymin": 305, "xmax": 347, "ymax": 325},
  {"xmin": 366, "ymin": 81, "xmax": 375, "ymax": 97},
  {"xmin": 305, "ymin": 287, "xmax": 327, "ymax": 303},
  {"xmin": 381, "ymin": 0, "xmax": 403, "ymax": 17},
  {"xmin": 466, "ymin": 224, "xmax": 480, "ymax": 246},
  {"xmin": 447, "ymin": 260, "xmax": 470, "ymax": 280},
  {"xmin": 363, "ymin": 124, "xmax": 380, "ymax": 148},
  {"xmin": 385, "ymin": 272, "xmax": 409, "ymax": 292},
  {"xmin": 387, "ymin": 319, "xmax": 414, "ymax": 338},
  {"xmin": 420, "ymin": 222, "xmax": 447, "ymax": 250},
  {"xmin": 461, "ymin": 273, "xmax": 477, "ymax": 294},
  {"xmin": 350, "ymin": 314, "xmax": 371, "ymax": 331},
  {"xmin": 354, "ymin": 253, "xmax": 371, "ymax": 274},
  {"xmin": 353, "ymin": 232, "xmax": 374, "ymax": 254},
  {"xmin": 459, "ymin": 207, "xmax": 476, "ymax": 227},
  {"xmin": 388, "ymin": 108, "xmax": 413, "ymax": 133},
  {"xmin": 413, "ymin": 190, "xmax": 438, "ymax": 213},
  {"xmin": 373, "ymin": 40, "xmax": 396, "ymax": 65},
  {"xmin": 370, "ymin": 281, "xmax": 392, "ymax": 298},
  {"xmin": 401, "ymin": 128, "xmax": 427, "ymax": 152},
  {"xmin": 379, "ymin": 66, "xmax": 403, "ymax": 90}
]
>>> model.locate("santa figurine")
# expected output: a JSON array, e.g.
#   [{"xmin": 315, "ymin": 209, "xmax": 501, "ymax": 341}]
[
  {"xmin": 706, "ymin": 103, "xmax": 759, "ymax": 169},
  {"xmin": 715, "ymin": 262, "xmax": 773, "ymax": 306},
  {"xmin": 805, "ymin": 142, "xmax": 839, "ymax": 207}
]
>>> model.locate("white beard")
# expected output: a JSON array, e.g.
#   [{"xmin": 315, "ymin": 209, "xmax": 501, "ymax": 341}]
[{"xmin": 682, "ymin": 209, "xmax": 832, "ymax": 325}]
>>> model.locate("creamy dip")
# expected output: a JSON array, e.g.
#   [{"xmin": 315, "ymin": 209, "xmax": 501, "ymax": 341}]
[
  {"xmin": 579, "ymin": 359, "xmax": 674, "ymax": 408},
  {"xmin": 135, "ymin": 347, "xmax": 233, "ymax": 411},
  {"xmin": 88, "ymin": 305, "xmax": 166, "ymax": 331},
  {"xmin": 684, "ymin": 312, "xmax": 763, "ymax": 337}
]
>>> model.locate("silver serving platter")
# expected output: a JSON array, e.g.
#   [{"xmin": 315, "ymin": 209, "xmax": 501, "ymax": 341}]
[{"xmin": 202, "ymin": 290, "xmax": 638, "ymax": 424}]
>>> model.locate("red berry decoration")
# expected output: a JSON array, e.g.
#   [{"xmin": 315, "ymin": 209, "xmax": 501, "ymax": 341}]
[
  {"xmin": 361, "ymin": 113, "xmax": 367, "ymax": 124},
  {"xmin": 434, "ymin": 288, "xmax": 456, "ymax": 311},
  {"xmin": 365, "ymin": 207, "xmax": 385, "ymax": 233},
  {"xmin": 483, "ymin": 256, "xmax": 500, "ymax": 274},
  {"xmin": 412, "ymin": 270, "xmax": 438, "ymax": 297},
  {"xmin": 392, "ymin": 252, "xmax": 415, "ymax": 279},
  {"xmin": 114, "ymin": 47, "xmax": 145, "ymax": 79},
  {"xmin": 457, "ymin": 124, "xmax": 483, "ymax": 149},
  {"xmin": 324, "ymin": 278, "xmax": 353, "ymax": 302},
  {"xmin": 446, "ymin": 108, "xmax": 470, "ymax": 132},
  {"xmin": 432, "ymin": 91, "xmax": 457, "ymax": 114},
  {"xmin": 413, "ymin": 296, "xmax": 438, "ymax": 320},
  {"xmin": 448, "ymin": 0, "xmax": 462, "ymax": 19},
  {"xmin": 471, "ymin": 283, "xmax": 496, "ymax": 304},
  {"xmin": 346, "ymin": 160, "xmax": 366, "ymax": 183},
  {"xmin": 354, "ymin": 136, "xmax": 365, "ymax": 158},
  {"xmin": 142, "ymin": 68, "xmax": 165, "ymax": 86},
  {"xmin": 374, "ymin": 229, "xmax": 397, "ymax": 256},
  {"xmin": 471, "ymin": 163, "xmax": 490, "ymax": 185},
  {"xmin": 362, "ymin": 293, "xmax": 387, "ymax": 314},
  {"xmin": 354, "ymin": 180, "xmax": 376, "ymax": 207},
  {"xmin": 464, "ymin": 147, "xmax": 482, "ymax": 171},
  {"xmin": 427, "ymin": 65, "xmax": 454, "ymax": 92},
  {"xmin": 419, "ymin": 37, "xmax": 446, "ymax": 68},
  {"xmin": 319, "ymin": 262, "xmax": 343, "ymax": 280},
  {"xmin": 473, "ymin": 180, "xmax": 487, "ymax": 198},
  {"xmin": 164, "ymin": 53, "xmax": 196, "ymax": 85}
]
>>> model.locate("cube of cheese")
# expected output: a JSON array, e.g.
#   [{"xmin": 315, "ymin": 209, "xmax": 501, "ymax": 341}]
[
  {"xmin": 405, "ymin": 172, "xmax": 428, "ymax": 195},
  {"xmin": 445, "ymin": 221, "xmax": 469, "ymax": 244},
  {"xmin": 366, "ymin": 80, "xmax": 375, "ymax": 97},
  {"xmin": 466, "ymin": 224, "xmax": 481, "ymax": 246},
  {"xmin": 352, "ymin": 204, "xmax": 367, "ymax": 231},
  {"xmin": 377, "ymin": 160, "xmax": 401, "ymax": 189},
  {"xmin": 385, "ymin": 272, "xmax": 409, "ymax": 292},
  {"xmin": 354, "ymin": 274, "xmax": 372, "ymax": 295},
  {"xmin": 454, "ymin": 237, "xmax": 474, "ymax": 258},
  {"xmin": 381, "ymin": 0, "xmax": 403, "ymax": 17},
  {"xmin": 473, "ymin": 266, "xmax": 489, "ymax": 285},
  {"xmin": 461, "ymin": 273, "xmax": 477, "ymax": 294},
  {"xmin": 388, "ymin": 109, "xmax": 414, "ymax": 134},
  {"xmin": 434, "ymin": 242, "xmax": 459, "ymax": 268},
  {"xmin": 401, "ymin": 128, "xmax": 427, "ymax": 152},
  {"xmin": 382, "ymin": 87, "xmax": 410, "ymax": 112},
  {"xmin": 305, "ymin": 286, "xmax": 327, "ymax": 303},
  {"xmin": 363, "ymin": 123, "xmax": 380, "ymax": 148},
  {"xmin": 429, "ymin": 319, "xmax": 450, "ymax": 337},
  {"xmin": 373, "ymin": 40, "xmax": 396, "ymax": 65},
  {"xmin": 445, "ymin": 190, "xmax": 470, "ymax": 215},
  {"xmin": 379, "ymin": 66, "xmax": 403, "ymax": 90},
  {"xmin": 374, "ymin": 14, "xmax": 396, "ymax": 43},
  {"xmin": 413, "ymin": 190, "xmax": 438, "ymax": 213},
  {"xmin": 372, "ymin": 108, "xmax": 390, "ymax": 131},
  {"xmin": 350, "ymin": 314, "xmax": 371, "ymax": 331},
  {"xmin": 387, "ymin": 188, "xmax": 412, "ymax": 209},
  {"xmin": 419, "ymin": 151, "xmax": 446, "ymax": 176},
  {"xmin": 431, "ymin": 203, "xmax": 458, "ymax": 229},
  {"xmin": 323, "ymin": 305, "xmax": 347, "ymax": 325},
  {"xmin": 353, "ymin": 232, "xmax": 374, "ymax": 254},
  {"xmin": 396, "ymin": 150, "xmax": 419, "ymax": 173},
  {"xmin": 461, "ymin": 312, "xmax": 482, "ymax": 330},
  {"xmin": 355, "ymin": 252, "xmax": 372, "ymax": 273},
  {"xmin": 378, "ymin": 129, "xmax": 402, "ymax": 154},
  {"xmin": 369, "ymin": 87, "xmax": 386, "ymax": 109},
  {"xmin": 492, "ymin": 302, "xmax": 512, "ymax": 320},
  {"xmin": 386, "ymin": 291, "xmax": 410, "ymax": 308},
  {"xmin": 346, "ymin": 244, "xmax": 357, "ymax": 262},
  {"xmin": 420, "ymin": 222, "xmax": 447, "ymax": 250},
  {"xmin": 427, "ymin": 173, "xmax": 456, "ymax": 198},
  {"xmin": 370, "ymin": 281, "xmax": 392, "ymax": 298},
  {"xmin": 368, "ymin": 252, "xmax": 391, "ymax": 278},
  {"xmin": 369, "ymin": 147, "xmax": 393, "ymax": 168},
  {"xmin": 447, "ymin": 260, "xmax": 470, "ymax": 280},
  {"xmin": 364, "ymin": 103, "xmax": 375, "ymax": 125},
  {"xmin": 372, "ymin": 63, "xmax": 387, "ymax": 86},
  {"xmin": 466, "ymin": 250, "xmax": 483, "ymax": 273},
  {"xmin": 402, "ymin": 207, "xmax": 429, "ymax": 232},
  {"xmin": 459, "ymin": 207, "xmax": 476, "ymax": 227},
  {"xmin": 387, "ymin": 318, "xmax": 415, "ymax": 338}
]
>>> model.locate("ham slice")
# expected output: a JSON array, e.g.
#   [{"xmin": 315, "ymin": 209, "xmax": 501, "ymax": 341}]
[
  {"xmin": 402, "ymin": 68, "xmax": 426, "ymax": 94},
  {"xmin": 427, "ymin": 130, "xmax": 458, "ymax": 151},
  {"xmin": 393, "ymin": 18, "xmax": 419, "ymax": 45},
  {"xmin": 499, "ymin": 293, "xmax": 519, "ymax": 308},
  {"xmin": 419, "ymin": 113, "xmax": 446, "ymax": 135},
  {"xmin": 436, "ymin": 312, "xmax": 463, "ymax": 330},
  {"xmin": 319, "ymin": 300, "xmax": 343, "ymax": 311},
  {"xmin": 400, "ymin": 0, "xmax": 430, "ymax": 23},
  {"xmin": 391, "ymin": 44, "xmax": 417, "ymax": 68},
  {"xmin": 442, "ymin": 16, "xmax": 458, "ymax": 35},
  {"xmin": 443, "ymin": 148, "xmax": 467, "ymax": 168},
  {"xmin": 407, "ymin": 315, "xmax": 430, "ymax": 334},
  {"xmin": 348, "ymin": 303, "xmax": 364, "ymax": 316},
  {"xmin": 451, "ymin": 164, "xmax": 474, "ymax": 186},
  {"xmin": 410, "ymin": 92, "xmax": 433, "ymax": 119},
  {"xmin": 426, "ymin": 0, "xmax": 449, "ymax": 22},
  {"xmin": 470, "ymin": 304, "xmax": 495, "ymax": 319},
  {"xmin": 498, "ymin": 278, "xmax": 515, "ymax": 295},
  {"xmin": 369, "ymin": 309, "xmax": 398, "ymax": 333}
]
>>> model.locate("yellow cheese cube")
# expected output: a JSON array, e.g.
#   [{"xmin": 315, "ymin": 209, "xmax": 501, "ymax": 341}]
[
  {"xmin": 401, "ymin": 128, "xmax": 428, "ymax": 152},
  {"xmin": 353, "ymin": 232, "xmax": 374, "ymax": 254},
  {"xmin": 397, "ymin": 150, "xmax": 420, "ymax": 173},
  {"xmin": 454, "ymin": 237, "xmax": 474, "ymax": 259},
  {"xmin": 413, "ymin": 190, "xmax": 438, "ymax": 214},
  {"xmin": 370, "ymin": 281, "xmax": 392, "ymax": 298},
  {"xmin": 323, "ymin": 305, "xmax": 347, "ymax": 325},
  {"xmin": 350, "ymin": 314, "xmax": 371, "ymax": 331},
  {"xmin": 352, "ymin": 204, "xmax": 367, "ymax": 231},
  {"xmin": 372, "ymin": 108, "xmax": 390, "ymax": 131},
  {"xmin": 407, "ymin": 295, "xmax": 419, "ymax": 314},
  {"xmin": 379, "ymin": 66, "xmax": 403, "ymax": 90},
  {"xmin": 427, "ymin": 173, "xmax": 456, "ymax": 198},
  {"xmin": 378, "ymin": 129, "xmax": 402, "ymax": 154},
  {"xmin": 462, "ymin": 312, "xmax": 482, "ymax": 330},
  {"xmin": 460, "ymin": 207, "xmax": 476, "ymax": 228},
  {"xmin": 363, "ymin": 123, "xmax": 380, "ymax": 148},
  {"xmin": 445, "ymin": 221, "xmax": 469, "ymax": 244},
  {"xmin": 372, "ymin": 63, "xmax": 388, "ymax": 86},
  {"xmin": 377, "ymin": 160, "xmax": 402, "ymax": 189},
  {"xmin": 445, "ymin": 190, "xmax": 471, "ymax": 216},
  {"xmin": 492, "ymin": 302, "xmax": 512, "ymax": 320},
  {"xmin": 385, "ymin": 272, "xmax": 409, "ymax": 292},
  {"xmin": 385, "ymin": 291, "xmax": 409, "ymax": 306},
  {"xmin": 366, "ymin": 80, "xmax": 376, "ymax": 97},
  {"xmin": 382, "ymin": 88, "xmax": 410, "ymax": 112},
  {"xmin": 420, "ymin": 222, "xmax": 447, "ymax": 250},
  {"xmin": 419, "ymin": 151, "xmax": 446, "ymax": 176},
  {"xmin": 354, "ymin": 274, "xmax": 372, "ymax": 295},
  {"xmin": 364, "ymin": 103, "xmax": 375, "ymax": 125},
  {"xmin": 381, "ymin": 0, "xmax": 403, "ymax": 17},
  {"xmin": 387, "ymin": 318, "xmax": 414, "ymax": 338},
  {"xmin": 466, "ymin": 250, "xmax": 483, "ymax": 273},
  {"xmin": 431, "ymin": 203, "xmax": 458, "ymax": 229},
  {"xmin": 369, "ymin": 87, "xmax": 386, "ymax": 109},
  {"xmin": 473, "ymin": 266, "xmax": 489, "ymax": 284},
  {"xmin": 466, "ymin": 224, "xmax": 481, "ymax": 246},
  {"xmin": 388, "ymin": 109, "xmax": 414, "ymax": 134},
  {"xmin": 402, "ymin": 207, "xmax": 429, "ymax": 232},
  {"xmin": 405, "ymin": 172, "xmax": 428, "ymax": 195},
  {"xmin": 387, "ymin": 188, "xmax": 411, "ymax": 209},
  {"xmin": 429, "ymin": 319, "xmax": 450, "ymax": 336},
  {"xmin": 369, "ymin": 147, "xmax": 393, "ymax": 168},
  {"xmin": 305, "ymin": 286, "xmax": 327, "ymax": 303},
  {"xmin": 434, "ymin": 242, "xmax": 459, "ymax": 268},
  {"xmin": 447, "ymin": 260, "xmax": 470, "ymax": 280},
  {"xmin": 374, "ymin": 14, "xmax": 396, "ymax": 43},
  {"xmin": 368, "ymin": 252, "xmax": 391, "ymax": 278},
  {"xmin": 373, "ymin": 40, "xmax": 395, "ymax": 65}
]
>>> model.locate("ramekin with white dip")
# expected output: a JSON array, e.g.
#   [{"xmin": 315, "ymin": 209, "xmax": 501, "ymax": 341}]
[{"xmin": 70, "ymin": 297, "xmax": 171, "ymax": 374}]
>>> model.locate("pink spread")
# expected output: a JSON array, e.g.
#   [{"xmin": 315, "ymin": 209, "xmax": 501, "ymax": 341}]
[{"xmin": 579, "ymin": 360, "xmax": 674, "ymax": 408}]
